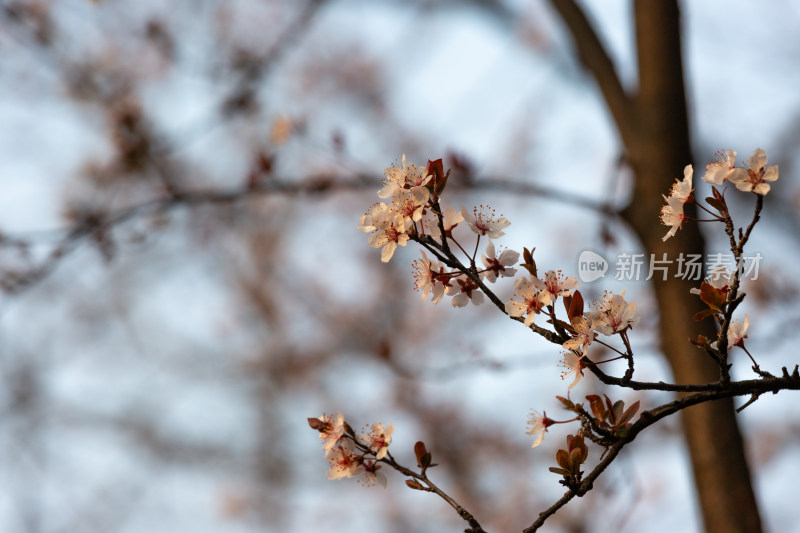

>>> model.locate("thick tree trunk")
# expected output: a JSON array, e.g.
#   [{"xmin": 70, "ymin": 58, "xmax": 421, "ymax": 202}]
[
  {"xmin": 547, "ymin": 0, "xmax": 763, "ymax": 531},
  {"xmin": 621, "ymin": 2, "xmax": 762, "ymax": 532}
]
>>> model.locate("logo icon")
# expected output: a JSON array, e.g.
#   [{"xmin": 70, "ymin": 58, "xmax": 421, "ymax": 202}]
[{"xmin": 578, "ymin": 250, "xmax": 608, "ymax": 283}]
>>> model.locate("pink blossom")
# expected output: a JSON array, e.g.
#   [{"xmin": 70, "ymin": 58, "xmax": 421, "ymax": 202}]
[
  {"xmin": 666, "ymin": 164, "xmax": 694, "ymax": 202},
  {"xmin": 460, "ymin": 205, "xmax": 510, "ymax": 239},
  {"xmin": 359, "ymin": 203, "xmax": 409, "ymax": 263},
  {"xmin": 392, "ymin": 188, "xmax": 428, "ymax": 227},
  {"xmin": 562, "ymin": 315, "xmax": 594, "ymax": 356},
  {"xmin": 727, "ymin": 315, "xmax": 749, "ymax": 347},
  {"xmin": 357, "ymin": 460, "xmax": 387, "ymax": 488},
  {"xmin": 533, "ymin": 269, "xmax": 579, "ymax": 305},
  {"xmin": 590, "ymin": 290, "xmax": 639, "ymax": 336},
  {"xmin": 412, "ymin": 251, "xmax": 453, "ymax": 304},
  {"xmin": 451, "ymin": 275, "xmax": 484, "ymax": 307},
  {"xmin": 505, "ymin": 278, "xmax": 546, "ymax": 326},
  {"xmin": 660, "ymin": 166, "xmax": 693, "ymax": 242},
  {"xmin": 480, "ymin": 241, "xmax": 519, "ymax": 283},
  {"xmin": 559, "ymin": 351, "xmax": 587, "ymax": 389},
  {"xmin": 326, "ymin": 439, "xmax": 361, "ymax": 480},
  {"xmin": 728, "ymin": 149, "xmax": 779, "ymax": 195},
  {"xmin": 711, "ymin": 315, "xmax": 749, "ymax": 351},
  {"xmin": 357, "ymin": 422, "xmax": 394, "ymax": 460},
  {"xmin": 703, "ymin": 150, "xmax": 737, "ymax": 185},
  {"xmin": 660, "ymin": 196, "xmax": 687, "ymax": 241},
  {"xmin": 378, "ymin": 154, "xmax": 431, "ymax": 199},
  {"xmin": 526, "ymin": 410, "xmax": 554, "ymax": 448},
  {"xmin": 314, "ymin": 411, "xmax": 345, "ymax": 451}
]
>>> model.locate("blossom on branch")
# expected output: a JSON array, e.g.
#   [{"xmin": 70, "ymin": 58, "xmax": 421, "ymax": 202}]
[
  {"xmin": 533, "ymin": 269, "xmax": 579, "ymax": 305},
  {"xmin": 590, "ymin": 290, "xmax": 639, "ymax": 336},
  {"xmin": 393, "ymin": 188, "xmax": 428, "ymax": 227},
  {"xmin": 358, "ymin": 460, "xmax": 387, "ymax": 488},
  {"xmin": 728, "ymin": 148, "xmax": 779, "ymax": 195},
  {"xmin": 728, "ymin": 315, "xmax": 750, "ymax": 347},
  {"xmin": 326, "ymin": 439, "xmax": 362, "ymax": 480},
  {"xmin": 711, "ymin": 315, "xmax": 750, "ymax": 351},
  {"xmin": 480, "ymin": 241, "xmax": 519, "ymax": 283},
  {"xmin": 660, "ymin": 165, "xmax": 693, "ymax": 241},
  {"xmin": 667, "ymin": 164, "xmax": 694, "ymax": 202},
  {"xmin": 412, "ymin": 251, "xmax": 456, "ymax": 304},
  {"xmin": 526, "ymin": 410, "xmax": 554, "ymax": 448},
  {"xmin": 461, "ymin": 205, "xmax": 510, "ymax": 239},
  {"xmin": 660, "ymin": 196, "xmax": 687, "ymax": 241},
  {"xmin": 559, "ymin": 351, "xmax": 587, "ymax": 389},
  {"xmin": 359, "ymin": 202, "xmax": 409, "ymax": 263},
  {"xmin": 357, "ymin": 422, "xmax": 394, "ymax": 460},
  {"xmin": 378, "ymin": 154, "xmax": 431, "ymax": 199},
  {"xmin": 505, "ymin": 278, "xmax": 546, "ymax": 326},
  {"xmin": 451, "ymin": 275, "xmax": 484, "ymax": 307},
  {"xmin": 703, "ymin": 149, "xmax": 737, "ymax": 185},
  {"xmin": 562, "ymin": 315, "xmax": 594, "ymax": 356},
  {"xmin": 311, "ymin": 411, "xmax": 346, "ymax": 451}
]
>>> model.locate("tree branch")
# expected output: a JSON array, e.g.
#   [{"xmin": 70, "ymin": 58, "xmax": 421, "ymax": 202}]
[
  {"xmin": 546, "ymin": 0, "xmax": 636, "ymax": 145},
  {"xmin": 2, "ymin": 175, "xmax": 613, "ymax": 296},
  {"xmin": 524, "ymin": 370, "xmax": 800, "ymax": 531}
]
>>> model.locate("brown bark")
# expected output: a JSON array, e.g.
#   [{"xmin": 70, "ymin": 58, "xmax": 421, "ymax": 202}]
[{"xmin": 550, "ymin": 1, "xmax": 762, "ymax": 531}]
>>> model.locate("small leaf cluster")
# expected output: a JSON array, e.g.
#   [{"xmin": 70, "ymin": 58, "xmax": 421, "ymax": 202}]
[
  {"xmin": 549, "ymin": 433, "xmax": 588, "ymax": 489},
  {"xmin": 585, "ymin": 394, "xmax": 639, "ymax": 438}
]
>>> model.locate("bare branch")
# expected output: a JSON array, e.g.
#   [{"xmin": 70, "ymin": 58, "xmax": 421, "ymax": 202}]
[{"xmin": 546, "ymin": 0, "xmax": 636, "ymax": 145}]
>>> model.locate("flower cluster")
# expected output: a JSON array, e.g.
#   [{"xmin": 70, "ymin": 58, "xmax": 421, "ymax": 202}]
[
  {"xmin": 308, "ymin": 413, "xmax": 393, "ymax": 488},
  {"xmin": 662, "ymin": 148, "xmax": 780, "ymax": 242},
  {"xmin": 703, "ymin": 148, "xmax": 779, "ymax": 195},
  {"xmin": 357, "ymin": 156, "xmax": 433, "ymax": 262},
  {"xmin": 505, "ymin": 270, "xmax": 579, "ymax": 326},
  {"xmin": 590, "ymin": 290, "xmax": 639, "ymax": 336},
  {"xmin": 360, "ymin": 155, "xmax": 521, "ymax": 308},
  {"xmin": 314, "ymin": 148, "xmax": 781, "ymax": 530},
  {"xmin": 664, "ymin": 150, "xmax": 771, "ymax": 364}
]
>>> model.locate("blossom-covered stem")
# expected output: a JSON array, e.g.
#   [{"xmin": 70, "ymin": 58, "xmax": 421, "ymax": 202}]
[
  {"xmin": 412, "ymin": 234, "xmax": 566, "ymax": 345},
  {"xmin": 415, "ymin": 235, "xmax": 520, "ymax": 322},
  {"xmin": 716, "ymin": 198, "xmax": 762, "ymax": 381},
  {"xmin": 379, "ymin": 453, "xmax": 487, "ymax": 533},
  {"xmin": 714, "ymin": 219, "xmax": 744, "ymax": 382}
]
